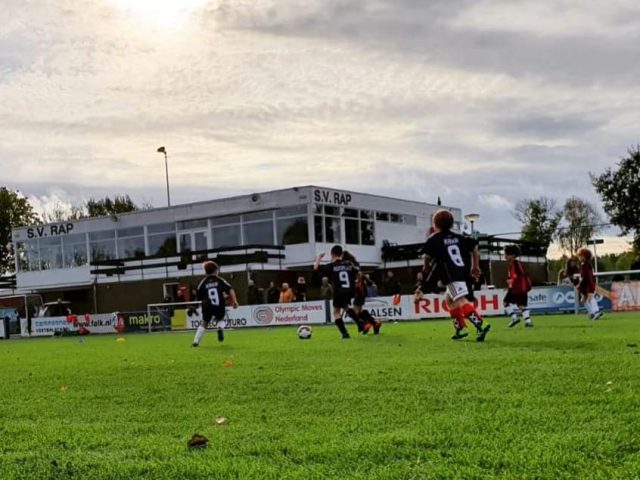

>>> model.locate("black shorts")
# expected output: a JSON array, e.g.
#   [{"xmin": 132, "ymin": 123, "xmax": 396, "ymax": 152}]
[
  {"xmin": 504, "ymin": 291, "xmax": 528, "ymax": 307},
  {"xmin": 333, "ymin": 293, "xmax": 353, "ymax": 310},
  {"xmin": 353, "ymin": 295, "xmax": 366, "ymax": 307},
  {"xmin": 202, "ymin": 306, "xmax": 226, "ymax": 324}
]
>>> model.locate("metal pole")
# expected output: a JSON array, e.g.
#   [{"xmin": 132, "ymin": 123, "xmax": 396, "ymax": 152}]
[{"xmin": 164, "ymin": 151, "xmax": 171, "ymax": 208}]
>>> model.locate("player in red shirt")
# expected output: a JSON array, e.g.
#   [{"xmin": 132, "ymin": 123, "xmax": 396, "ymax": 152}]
[
  {"xmin": 576, "ymin": 248, "xmax": 603, "ymax": 320},
  {"xmin": 504, "ymin": 245, "xmax": 533, "ymax": 328}
]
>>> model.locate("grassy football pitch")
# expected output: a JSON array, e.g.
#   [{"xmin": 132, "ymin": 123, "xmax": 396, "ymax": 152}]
[{"xmin": 1, "ymin": 313, "xmax": 640, "ymax": 479}]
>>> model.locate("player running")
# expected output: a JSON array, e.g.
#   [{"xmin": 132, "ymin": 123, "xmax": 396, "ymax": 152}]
[
  {"xmin": 342, "ymin": 250, "xmax": 382, "ymax": 335},
  {"xmin": 504, "ymin": 245, "xmax": 533, "ymax": 328},
  {"xmin": 314, "ymin": 245, "xmax": 358, "ymax": 339},
  {"xmin": 576, "ymin": 248, "xmax": 603, "ymax": 320},
  {"xmin": 422, "ymin": 210, "xmax": 490, "ymax": 342},
  {"xmin": 192, "ymin": 261, "xmax": 239, "ymax": 347}
]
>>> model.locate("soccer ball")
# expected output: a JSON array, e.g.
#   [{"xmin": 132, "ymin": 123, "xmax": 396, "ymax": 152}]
[{"xmin": 297, "ymin": 325, "xmax": 312, "ymax": 340}]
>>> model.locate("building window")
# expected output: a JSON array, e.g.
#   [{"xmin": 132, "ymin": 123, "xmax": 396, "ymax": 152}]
[
  {"xmin": 376, "ymin": 212, "xmax": 389, "ymax": 221},
  {"xmin": 314, "ymin": 205, "xmax": 342, "ymax": 243},
  {"xmin": 89, "ymin": 230, "xmax": 116, "ymax": 262},
  {"xmin": 243, "ymin": 211, "xmax": 275, "ymax": 245},
  {"xmin": 343, "ymin": 209, "xmax": 376, "ymax": 245},
  {"xmin": 39, "ymin": 236, "xmax": 63, "ymax": 270},
  {"xmin": 16, "ymin": 240, "xmax": 39, "ymax": 272},
  {"xmin": 211, "ymin": 215, "xmax": 241, "ymax": 249},
  {"xmin": 147, "ymin": 223, "xmax": 177, "ymax": 257},
  {"xmin": 117, "ymin": 227, "xmax": 145, "ymax": 259},
  {"xmin": 276, "ymin": 206, "xmax": 308, "ymax": 245},
  {"xmin": 62, "ymin": 233, "xmax": 88, "ymax": 267}
]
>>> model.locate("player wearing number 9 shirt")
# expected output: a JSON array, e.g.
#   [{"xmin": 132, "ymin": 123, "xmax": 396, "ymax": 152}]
[
  {"xmin": 422, "ymin": 210, "xmax": 490, "ymax": 342},
  {"xmin": 314, "ymin": 245, "xmax": 357, "ymax": 339},
  {"xmin": 192, "ymin": 261, "xmax": 239, "ymax": 346}
]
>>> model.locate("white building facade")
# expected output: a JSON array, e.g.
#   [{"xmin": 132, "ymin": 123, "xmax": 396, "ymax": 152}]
[{"xmin": 11, "ymin": 186, "xmax": 461, "ymax": 292}]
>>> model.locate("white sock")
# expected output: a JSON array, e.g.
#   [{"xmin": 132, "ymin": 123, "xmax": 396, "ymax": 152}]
[
  {"xmin": 584, "ymin": 300, "xmax": 594, "ymax": 315},
  {"xmin": 217, "ymin": 319, "xmax": 227, "ymax": 330},
  {"xmin": 589, "ymin": 298, "xmax": 600, "ymax": 314},
  {"xmin": 193, "ymin": 325, "xmax": 206, "ymax": 344},
  {"xmin": 523, "ymin": 309, "xmax": 531, "ymax": 322}
]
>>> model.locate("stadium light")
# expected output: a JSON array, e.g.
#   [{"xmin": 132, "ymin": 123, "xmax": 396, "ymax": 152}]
[
  {"xmin": 464, "ymin": 213, "xmax": 480, "ymax": 236},
  {"xmin": 157, "ymin": 146, "xmax": 171, "ymax": 208}
]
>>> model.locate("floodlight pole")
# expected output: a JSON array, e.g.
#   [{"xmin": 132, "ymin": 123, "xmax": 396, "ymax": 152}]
[{"xmin": 157, "ymin": 146, "xmax": 171, "ymax": 208}]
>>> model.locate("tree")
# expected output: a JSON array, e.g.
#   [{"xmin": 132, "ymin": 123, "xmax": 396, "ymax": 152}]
[
  {"xmin": 592, "ymin": 146, "xmax": 640, "ymax": 251},
  {"xmin": 556, "ymin": 196, "xmax": 603, "ymax": 255},
  {"xmin": 513, "ymin": 197, "xmax": 562, "ymax": 248},
  {"xmin": 0, "ymin": 188, "xmax": 40, "ymax": 274},
  {"xmin": 85, "ymin": 195, "xmax": 138, "ymax": 217}
]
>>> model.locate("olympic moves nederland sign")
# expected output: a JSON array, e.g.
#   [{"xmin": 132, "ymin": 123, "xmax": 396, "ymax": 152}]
[{"xmin": 185, "ymin": 301, "xmax": 328, "ymax": 329}]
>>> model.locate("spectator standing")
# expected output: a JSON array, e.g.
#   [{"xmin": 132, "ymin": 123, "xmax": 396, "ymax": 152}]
[
  {"xmin": 365, "ymin": 274, "xmax": 378, "ymax": 298},
  {"xmin": 266, "ymin": 281, "xmax": 280, "ymax": 304},
  {"xmin": 247, "ymin": 280, "xmax": 262, "ymax": 305},
  {"xmin": 279, "ymin": 283, "xmax": 295, "ymax": 303},
  {"xmin": 320, "ymin": 276, "xmax": 333, "ymax": 300},
  {"xmin": 295, "ymin": 276, "xmax": 307, "ymax": 302},
  {"xmin": 384, "ymin": 271, "xmax": 402, "ymax": 296}
]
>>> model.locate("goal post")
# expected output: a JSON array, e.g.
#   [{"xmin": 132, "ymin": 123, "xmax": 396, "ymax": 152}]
[{"xmin": 145, "ymin": 300, "xmax": 201, "ymax": 333}]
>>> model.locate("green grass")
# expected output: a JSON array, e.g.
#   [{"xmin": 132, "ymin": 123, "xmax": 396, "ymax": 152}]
[{"xmin": 1, "ymin": 314, "xmax": 640, "ymax": 479}]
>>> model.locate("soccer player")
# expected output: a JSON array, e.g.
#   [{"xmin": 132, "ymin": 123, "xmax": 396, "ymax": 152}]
[
  {"xmin": 576, "ymin": 248, "xmax": 603, "ymax": 320},
  {"xmin": 342, "ymin": 250, "xmax": 382, "ymax": 335},
  {"xmin": 192, "ymin": 261, "xmax": 239, "ymax": 347},
  {"xmin": 422, "ymin": 209, "xmax": 490, "ymax": 342},
  {"xmin": 504, "ymin": 245, "xmax": 533, "ymax": 328},
  {"xmin": 314, "ymin": 245, "xmax": 358, "ymax": 339}
]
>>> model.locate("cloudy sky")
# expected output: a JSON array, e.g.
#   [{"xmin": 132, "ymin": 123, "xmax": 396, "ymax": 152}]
[{"xmin": 1, "ymin": 0, "xmax": 639, "ymax": 245}]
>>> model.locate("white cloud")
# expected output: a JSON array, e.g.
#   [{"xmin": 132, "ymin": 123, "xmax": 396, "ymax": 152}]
[{"xmin": 1, "ymin": 0, "xmax": 639, "ymax": 235}]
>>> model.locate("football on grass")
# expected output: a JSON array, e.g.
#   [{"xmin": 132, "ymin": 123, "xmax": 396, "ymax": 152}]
[{"xmin": 297, "ymin": 325, "xmax": 312, "ymax": 340}]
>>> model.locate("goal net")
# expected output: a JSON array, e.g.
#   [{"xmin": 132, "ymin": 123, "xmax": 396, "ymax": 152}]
[{"xmin": 146, "ymin": 300, "xmax": 202, "ymax": 333}]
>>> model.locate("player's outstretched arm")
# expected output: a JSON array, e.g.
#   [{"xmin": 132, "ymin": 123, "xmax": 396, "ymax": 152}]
[
  {"xmin": 228, "ymin": 289, "xmax": 239, "ymax": 309},
  {"xmin": 422, "ymin": 254, "xmax": 432, "ymax": 275},
  {"xmin": 313, "ymin": 252, "xmax": 325, "ymax": 271}
]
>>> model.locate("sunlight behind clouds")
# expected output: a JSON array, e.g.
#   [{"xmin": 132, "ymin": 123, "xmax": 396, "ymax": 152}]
[{"xmin": 106, "ymin": 0, "xmax": 208, "ymax": 29}]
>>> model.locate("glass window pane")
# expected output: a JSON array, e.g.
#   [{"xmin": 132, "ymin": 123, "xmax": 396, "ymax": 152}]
[
  {"xmin": 243, "ymin": 221, "xmax": 274, "ymax": 245},
  {"xmin": 39, "ymin": 237, "xmax": 63, "ymax": 270},
  {"xmin": 179, "ymin": 233, "xmax": 191, "ymax": 253},
  {"xmin": 376, "ymin": 212, "xmax": 389, "ymax": 221},
  {"xmin": 16, "ymin": 241, "xmax": 38, "ymax": 272},
  {"xmin": 148, "ymin": 233, "xmax": 177, "ymax": 257},
  {"xmin": 118, "ymin": 236, "xmax": 146, "ymax": 259},
  {"xmin": 177, "ymin": 219, "xmax": 207, "ymax": 229},
  {"xmin": 314, "ymin": 204, "xmax": 323, "ymax": 214},
  {"xmin": 404, "ymin": 215, "xmax": 417, "ymax": 226},
  {"xmin": 314, "ymin": 216, "xmax": 323, "ymax": 242},
  {"xmin": 343, "ymin": 208, "xmax": 359, "ymax": 218},
  {"xmin": 324, "ymin": 206, "xmax": 340, "ymax": 216},
  {"xmin": 89, "ymin": 230, "xmax": 115, "ymax": 241},
  {"xmin": 277, "ymin": 217, "xmax": 309, "ymax": 245},
  {"xmin": 345, "ymin": 218, "xmax": 359, "ymax": 244},
  {"xmin": 360, "ymin": 210, "xmax": 373, "ymax": 220},
  {"xmin": 324, "ymin": 217, "xmax": 341, "ymax": 243},
  {"xmin": 361, "ymin": 221, "xmax": 375, "ymax": 245},
  {"xmin": 212, "ymin": 215, "xmax": 240, "ymax": 226},
  {"xmin": 243, "ymin": 211, "xmax": 273, "ymax": 222},
  {"xmin": 212, "ymin": 225, "xmax": 240, "ymax": 248},
  {"xmin": 277, "ymin": 205, "xmax": 307, "ymax": 217},
  {"xmin": 194, "ymin": 232, "xmax": 208, "ymax": 251},
  {"xmin": 91, "ymin": 239, "xmax": 117, "ymax": 262},
  {"xmin": 62, "ymin": 234, "xmax": 87, "ymax": 267},
  {"xmin": 147, "ymin": 223, "xmax": 176, "ymax": 234},
  {"xmin": 118, "ymin": 227, "xmax": 143, "ymax": 237}
]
